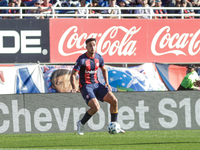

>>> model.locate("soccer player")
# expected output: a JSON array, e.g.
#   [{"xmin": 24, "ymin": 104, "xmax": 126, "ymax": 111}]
[{"xmin": 70, "ymin": 38, "xmax": 125, "ymax": 135}]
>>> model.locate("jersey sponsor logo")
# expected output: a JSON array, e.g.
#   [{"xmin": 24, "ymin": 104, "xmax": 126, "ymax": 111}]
[{"xmin": 85, "ymin": 70, "xmax": 98, "ymax": 74}]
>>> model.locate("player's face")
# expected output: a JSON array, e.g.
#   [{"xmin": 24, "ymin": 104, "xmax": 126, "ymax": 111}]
[
  {"xmin": 53, "ymin": 74, "xmax": 72, "ymax": 93},
  {"xmin": 86, "ymin": 41, "xmax": 96, "ymax": 56}
]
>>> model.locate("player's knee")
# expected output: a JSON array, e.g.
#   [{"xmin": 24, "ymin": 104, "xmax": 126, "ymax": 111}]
[
  {"xmin": 110, "ymin": 98, "xmax": 118, "ymax": 107},
  {"xmin": 94, "ymin": 104, "xmax": 100, "ymax": 113},
  {"xmin": 91, "ymin": 103, "xmax": 100, "ymax": 114},
  {"xmin": 113, "ymin": 98, "xmax": 118, "ymax": 107}
]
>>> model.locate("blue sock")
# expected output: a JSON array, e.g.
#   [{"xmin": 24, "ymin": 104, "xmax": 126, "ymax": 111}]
[
  {"xmin": 111, "ymin": 113, "xmax": 118, "ymax": 122},
  {"xmin": 81, "ymin": 112, "xmax": 92, "ymax": 125}
]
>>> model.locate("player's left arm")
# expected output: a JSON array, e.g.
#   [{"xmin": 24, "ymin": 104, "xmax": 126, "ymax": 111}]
[
  {"xmin": 100, "ymin": 66, "xmax": 112, "ymax": 91},
  {"xmin": 70, "ymin": 69, "xmax": 78, "ymax": 93}
]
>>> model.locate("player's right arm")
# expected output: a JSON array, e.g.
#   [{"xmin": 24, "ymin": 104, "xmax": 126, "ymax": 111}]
[{"xmin": 70, "ymin": 69, "xmax": 78, "ymax": 93}]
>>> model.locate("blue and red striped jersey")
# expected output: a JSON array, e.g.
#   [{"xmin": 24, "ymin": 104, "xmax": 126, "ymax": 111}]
[{"xmin": 73, "ymin": 52, "xmax": 104, "ymax": 88}]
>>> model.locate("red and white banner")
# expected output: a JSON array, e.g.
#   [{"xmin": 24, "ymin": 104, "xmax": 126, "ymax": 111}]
[{"xmin": 50, "ymin": 19, "xmax": 200, "ymax": 63}]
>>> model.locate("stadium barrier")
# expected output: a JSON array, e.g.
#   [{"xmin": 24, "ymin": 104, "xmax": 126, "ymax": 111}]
[
  {"xmin": 1, "ymin": 91, "xmax": 200, "ymax": 134},
  {"xmin": 2, "ymin": 18, "xmax": 200, "ymax": 64},
  {"xmin": 0, "ymin": 6, "xmax": 200, "ymax": 19}
]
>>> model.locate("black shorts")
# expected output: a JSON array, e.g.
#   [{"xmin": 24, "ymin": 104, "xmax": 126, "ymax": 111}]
[{"xmin": 80, "ymin": 83, "xmax": 109, "ymax": 105}]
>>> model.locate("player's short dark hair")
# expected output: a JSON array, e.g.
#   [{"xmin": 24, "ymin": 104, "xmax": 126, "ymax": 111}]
[
  {"xmin": 50, "ymin": 69, "xmax": 71, "ymax": 86},
  {"xmin": 85, "ymin": 38, "xmax": 97, "ymax": 45}
]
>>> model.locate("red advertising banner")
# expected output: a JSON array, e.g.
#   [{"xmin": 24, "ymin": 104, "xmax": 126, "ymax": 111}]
[{"xmin": 50, "ymin": 19, "xmax": 200, "ymax": 64}]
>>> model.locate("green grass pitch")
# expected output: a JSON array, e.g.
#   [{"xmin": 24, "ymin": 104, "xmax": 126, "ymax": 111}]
[{"xmin": 0, "ymin": 130, "xmax": 200, "ymax": 149}]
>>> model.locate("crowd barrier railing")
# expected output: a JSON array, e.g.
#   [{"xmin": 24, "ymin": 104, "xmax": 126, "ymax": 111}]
[{"xmin": 0, "ymin": 6, "xmax": 199, "ymax": 19}]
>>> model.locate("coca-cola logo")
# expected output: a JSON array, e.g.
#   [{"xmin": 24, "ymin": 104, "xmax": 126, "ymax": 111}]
[
  {"xmin": 151, "ymin": 26, "xmax": 200, "ymax": 56},
  {"xmin": 58, "ymin": 26, "xmax": 141, "ymax": 56}
]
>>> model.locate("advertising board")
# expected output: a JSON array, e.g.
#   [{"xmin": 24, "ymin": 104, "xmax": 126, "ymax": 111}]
[
  {"xmin": 0, "ymin": 19, "xmax": 50, "ymax": 63},
  {"xmin": 1, "ymin": 91, "xmax": 200, "ymax": 134},
  {"xmin": 50, "ymin": 19, "xmax": 200, "ymax": 63}
]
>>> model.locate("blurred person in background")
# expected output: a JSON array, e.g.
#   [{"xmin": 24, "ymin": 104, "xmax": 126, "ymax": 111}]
[
  {"xmin": 22, "ymin": 0, "xmax": 35, "ymax": 6},
  {"xmin": 41, "ymin": 0, "xmax": 51, "ymax": 8},
  {"xmin": 41, "ymin": 0, "xmax": 51, "ymax": 11},
  {"xmin": 126, "ymin": 0, "xmax": 141, "ymax": 18},
  {"xmin": 174, "ymin": 0, "xmax": 181, "ymax": 18},
  {"xmin": 154, "ymin": 0, "xmax": 168, "ymax": 19},
  {"xmin": 20, "ymin": 2, "xmax": 27, "ymax": 15},
  {"xmin": 3, "ymin": 0, "xmax": 21, "ymax": 18},
  {"xmin": 185, "ymin": 0, "xmax": 196, "ymax": 14},
  {"xmin": 117, "ymin": 0, "xmax": 132, "ymax": 18},
  {"xmin": 74, "ymin": 0, "xmax": 90, "ymax": 18},
  {"xmin": 0, "ymin": 0, "xmax": 8, "ymax": 14},
  {"xmin": 190, "ymin": 0, "xmax": 200, "ymax": 8},
  {"xmin": 88, "ymin": 0, "xmax": 102, "ymax": 18},
  {"xmin": 190, "ymin": 0, "xmax": 200, "ymax": 17},
  {"xmin": 40, "ymin": 0, "xmax": 57, "ymax": 18},
  {"xmin": 161, "ymin": 0, "xmax": 169, "ymax": 6},
  {"xmin": 0, "ymin": 0, "xmax": 8, "ymax": 16},
  {"xmin": 103, "ymin": 0, "xmax": 121, "ymax": 18},
  {"xmin": 127, "ymin": 0, "xmax": 141, "ymax": 6},
  {"xmin": 177, "ymin": 64, "xmax": 199, "ymax": 90},
  {"xmin": 178, "ymin": 0, "xmax": 195, "ymax": 18},
  {"xmin": 26, "ymin": 0, "xmax": 44, "ymax": 19},
  {"xmin": 98, "ymin": 0, "xmax": 108, "ymax": 6},
  {"xmin": 147, "ymin": 0, "xmax": 155, "ymax": 6},
  {"xmin": 134, "ymin": 0, "xmax": 155, "ymax": 19}
]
